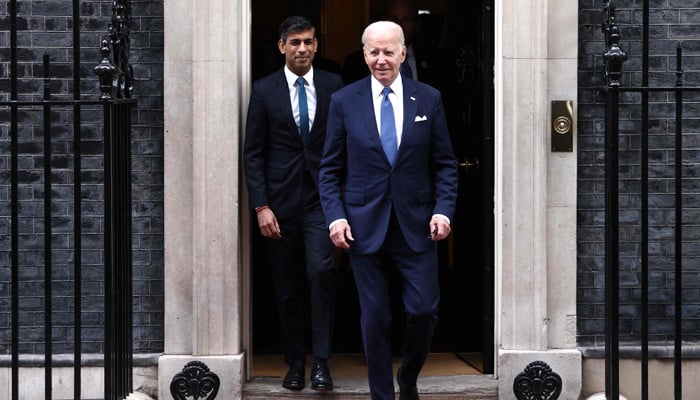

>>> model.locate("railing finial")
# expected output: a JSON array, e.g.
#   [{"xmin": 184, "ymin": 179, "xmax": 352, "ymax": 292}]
[
  {"xmin": 94, "ymin": 41, "xmax": 117, "ymax": 100},
  {"xmin": 93, "ymin": 0, "xmax": 134, "ymax": 99},
  {"xmin": 602, "ymin": 2, "xmax": 628, "ymax": 87}
]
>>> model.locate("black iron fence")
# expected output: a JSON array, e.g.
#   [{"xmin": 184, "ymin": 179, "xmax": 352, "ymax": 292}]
[
  {"xmin": 1, "ymin": 1, "xmax": 135, "ymax": 399},
  {"xmin": 602, "ymin": 0, "xmax": 700, "ymax": 399}
]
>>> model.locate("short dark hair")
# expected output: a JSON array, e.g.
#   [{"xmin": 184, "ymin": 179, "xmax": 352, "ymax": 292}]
[
  {"xmin": 278, "ymin": 16, "xmax": 316, "ymax": 42},
  {"xmin": 387, "ymin": 0, "xmax": 419, "ymax": 17}
]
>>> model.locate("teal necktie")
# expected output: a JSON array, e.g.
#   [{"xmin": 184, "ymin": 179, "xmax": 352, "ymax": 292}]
[
  {"xmin": 380, "ymin": 87, "xmax": 397, "ymax": 166},
  {"xmin": 297, "ymin": 77, "xmax": 309, "ymax": 145}
]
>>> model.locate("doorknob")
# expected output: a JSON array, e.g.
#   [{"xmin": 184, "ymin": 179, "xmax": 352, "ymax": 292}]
[{"xmin": 457, "ymin": 158, "xmax": 480, "ymax": 172}]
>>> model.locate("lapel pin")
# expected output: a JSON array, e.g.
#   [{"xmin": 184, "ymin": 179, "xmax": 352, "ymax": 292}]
[{"xmin": 410, "ymin": 96, "xmax": 416, "ymax": 101}]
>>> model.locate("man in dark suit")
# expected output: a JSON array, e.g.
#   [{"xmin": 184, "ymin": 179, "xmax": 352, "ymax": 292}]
[
  {"xmin": 342, "ymin": 0, "xmax": 445, "ymax": 87},
  {"xmin": 243, "ymin": 16, "xmax": 343, "ymax": 392},
  {"xmin": 319, "ymin": 20, "xmax": 458, "ymax": 400}
]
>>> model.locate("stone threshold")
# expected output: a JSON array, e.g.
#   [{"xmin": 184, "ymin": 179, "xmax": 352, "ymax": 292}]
[{"xmin": 244, "ymin": 374, "xmax": 498, "ymax": 400}]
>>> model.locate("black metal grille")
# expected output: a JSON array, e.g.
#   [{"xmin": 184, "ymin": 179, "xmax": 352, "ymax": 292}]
[
  {"xmin": 1, "ymin": 0, "xmax": 135, "ymax": 399},
  {"xmin": 602, "ymin": 0, "xmax": 700, "ymax": 398}
]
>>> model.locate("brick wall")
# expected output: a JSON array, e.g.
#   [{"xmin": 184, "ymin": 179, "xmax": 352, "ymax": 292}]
[
  {"xmin": 0, "ymin": 0, "xmax": 164, "ymax": 354},
  {"xmin": 578, "ymin": 0, "xmax": 700, "ymax": 347}
]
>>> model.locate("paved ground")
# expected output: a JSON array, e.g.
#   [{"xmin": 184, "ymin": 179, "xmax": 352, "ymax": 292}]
[{"xmin": 244, "ymin": 374, "xmax": 499, "ymax": 399}]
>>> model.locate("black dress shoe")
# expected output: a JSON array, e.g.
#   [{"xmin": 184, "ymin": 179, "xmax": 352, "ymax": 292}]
[
  {"xmin": 283, "ymin": 362, "xmax": 305, "ymax": 390},
  {"xmin": 397, "ymin": 367, "xmax": 419, "ymax": 400},
  {"xmin": 310, "ymin": 358, "xmax": 334, "ymax": 392}
]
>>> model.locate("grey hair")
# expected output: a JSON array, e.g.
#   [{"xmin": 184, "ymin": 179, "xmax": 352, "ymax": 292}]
[{"xmin": 361, "ymin": 20, "xmax": 405, "ymax": 47}]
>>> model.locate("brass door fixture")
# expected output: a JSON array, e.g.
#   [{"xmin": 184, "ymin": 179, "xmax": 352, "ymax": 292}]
[{"xmin": 551, "ymin": 100, "xmax": 574, "ymax": 152}]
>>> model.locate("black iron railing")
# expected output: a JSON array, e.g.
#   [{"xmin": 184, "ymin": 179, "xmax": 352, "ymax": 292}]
[
  {"xmin": 602, "ymin": 1, "xmax": 700, "ymax": 399},
  {"xmin": 103, "ymin": 98, "xmax": 135, "ymax": 400},
  {"xmin": 1, "ymin": 1, "xmax": 135, "ymax": 399}
]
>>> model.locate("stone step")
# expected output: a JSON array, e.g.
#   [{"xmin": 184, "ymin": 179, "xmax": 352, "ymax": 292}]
[{"xmin": 244, "ymin": 375, "xmax": 499, "ymax": 400}]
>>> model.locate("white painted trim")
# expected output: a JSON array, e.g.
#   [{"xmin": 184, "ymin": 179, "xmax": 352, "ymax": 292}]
[
  {"xmin": 239, "ymin": 0, "xmax": 253, "ymax": 380},
  {"xmin": 494, "ymin": 0, "xmax": 581, "ymax": 397},
  {"xmin": 493, "ymin": 0, "xmax": 504, "ymax": 379}
]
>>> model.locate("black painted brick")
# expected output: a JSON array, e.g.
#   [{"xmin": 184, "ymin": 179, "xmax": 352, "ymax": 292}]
[
  {"xmin": 580, "ymin": 0, "xmax": 700, "ymax": 346},
  {"xmin": 0, "ymin": 0, "xmax": 164, "ymax": 354}
]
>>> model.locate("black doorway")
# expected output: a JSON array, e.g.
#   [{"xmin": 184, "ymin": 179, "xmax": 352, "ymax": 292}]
[{"xmin": 248, "ymin": 0, "xmax": 495, "ymax": 375}]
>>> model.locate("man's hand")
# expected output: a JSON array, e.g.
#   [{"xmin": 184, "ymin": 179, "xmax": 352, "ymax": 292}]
[
  {"xmin": 329, "ymin": 220, "xmax": 354, "ymax": 249},
  {"xmin": 429, "ymin": 215, "xmax": 451, "ymax": 241},
  {"xmin": 257, "ymin": 208, "xmax": 281, "ymax": 239}
]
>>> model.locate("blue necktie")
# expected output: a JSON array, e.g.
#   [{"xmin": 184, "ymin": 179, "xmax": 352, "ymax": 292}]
[
  {"xmin": 297, "ymin": 77, "xmax": 309, "ymax": 145},
  {"xmin": 380, "ymin": 87, "xmax": 397, "ymax": 166}
]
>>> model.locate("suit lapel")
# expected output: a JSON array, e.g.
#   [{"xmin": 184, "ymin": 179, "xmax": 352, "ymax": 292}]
[
  {"xmin": 357, "ymin": 78, "xmax": 381, "ymax": 145},
  {"xmin": 271, "ymin": 70, "xmax": 298, "ymax": 138},
  {"xmin": 401, "ymin": 79, "xmax": 418, "ymax": 152},
  {"xmin": 313, "ymin": 83, "xmax": 325, "ymax": 136},
  {"xmin": 311, "ymin": 71, "xmax": 330, "ymax": 138}
]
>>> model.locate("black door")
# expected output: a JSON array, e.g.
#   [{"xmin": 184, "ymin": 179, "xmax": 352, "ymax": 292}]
[
  {"xmin": 426, "ymin": 1, "xmax": 494, "ymax": 375},
  {"xmin": 433, "ymin": 0, "xmax": 494, "ymax": 373},
  {"xmin": 249, "ymin": 0, "xmax": 494, "ymax": 374}
]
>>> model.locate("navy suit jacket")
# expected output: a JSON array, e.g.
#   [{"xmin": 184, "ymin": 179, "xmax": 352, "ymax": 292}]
[
  {"xmin": 244, "ymin": 68, "xmax": 343, "ymax": 225},
  {"xmin": 319, "ymin": 76, "xmax": 458, "ymax": 254}
]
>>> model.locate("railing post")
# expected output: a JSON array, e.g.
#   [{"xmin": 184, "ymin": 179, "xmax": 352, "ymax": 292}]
[
  {"xmin": 95, "ymin": 1, "xmax": 135, "ymax": 398},
  {"xmin": 42, "ymin": 53, "xmax": 54, "ymax": 400},
  {"xmin": 673, "ymin": 43, "xmax": 683, "ymax": 400},
  {"xmin": 9, "ymin": 1, "xmax": 19, "ymax": 399},
  {"xmin": 72, "ymin": 0, "xmax": 83, "ymax": 397},
  {"xmin": 602, "ymin": 2, "xmax": 627, "ymax": 399}
]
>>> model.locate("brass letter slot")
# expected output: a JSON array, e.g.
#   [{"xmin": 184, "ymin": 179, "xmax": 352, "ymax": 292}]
[{"xmin": 551, "ymin": 100, "xmax": 574, "ymax": 152}]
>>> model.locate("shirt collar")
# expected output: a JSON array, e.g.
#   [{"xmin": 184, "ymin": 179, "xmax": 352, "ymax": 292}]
[
  {"xmin": 284, "ymin": 65, "xmax": 314, "ymax": 88},
  {"xmin": 371, "ymin": 73, "xmax": 403, "ymax": 100}
]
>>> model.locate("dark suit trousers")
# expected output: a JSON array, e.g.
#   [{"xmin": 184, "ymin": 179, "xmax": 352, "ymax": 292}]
[
  {"xmin": 350, "ymin": 211, "xmax": 440, "ymax": 400},
  {"xmin": 265, "ymin": 201, "xmax": 336, "ymax": 366}
]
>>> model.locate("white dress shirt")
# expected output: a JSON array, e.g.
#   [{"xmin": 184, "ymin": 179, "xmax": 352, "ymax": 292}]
[
  {"xmin": 371, "ymin": 74, "xmax": 404, "ymax": 147},
  {"xmin": 284, "ymin": 65, "xmax": 317, "ymax": 135}
]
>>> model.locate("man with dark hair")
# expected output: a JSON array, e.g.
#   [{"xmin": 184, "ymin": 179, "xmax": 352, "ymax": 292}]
[
  {"xmin": 243, "ymin": 15, "xmax": 343, "ymax": 392},
  {"xmin": 342, "ymin": 0, "xmax": 444, "ymax": 87},
  {"xmin": 386, "ymin": 0, "xmax": 420, "ymax": 80}
]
